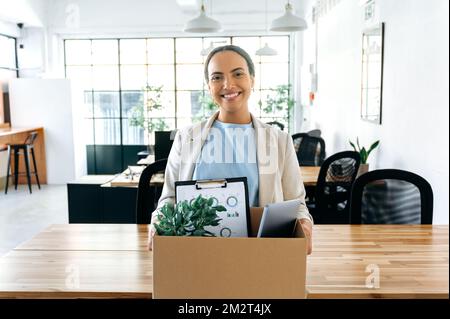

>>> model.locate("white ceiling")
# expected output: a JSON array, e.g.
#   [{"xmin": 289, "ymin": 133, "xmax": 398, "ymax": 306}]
[
  {"xmin": 0, "ymin": 0, "xmax": 308, "ymax": 27},
  {"xmin": 0, "ymin": 0, "xmax": 46, "ymax": 27}
]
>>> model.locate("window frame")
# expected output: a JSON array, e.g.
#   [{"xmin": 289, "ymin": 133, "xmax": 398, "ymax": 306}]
[{"xmin": 64, "ymin": 35, "xmax": 293, "ymax": 173}]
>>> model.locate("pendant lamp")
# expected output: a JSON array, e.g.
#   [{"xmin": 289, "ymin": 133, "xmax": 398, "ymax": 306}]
[
  {"xmin": 184, "ymin": 1, "xmax": 222, "ymax": 33},
  {"xmin": 270, "ymin": 1, "xmax": 307, "ymax": 32}
]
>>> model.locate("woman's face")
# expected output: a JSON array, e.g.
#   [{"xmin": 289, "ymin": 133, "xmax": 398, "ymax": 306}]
[{"xmin": 207, "ymin": 50, "xmax": 254, "ymax": 115}]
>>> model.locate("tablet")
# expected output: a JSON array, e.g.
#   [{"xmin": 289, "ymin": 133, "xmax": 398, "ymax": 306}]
[{"xmin": 257, "ymin": 199, "xmax": 301, "ymax": 238}]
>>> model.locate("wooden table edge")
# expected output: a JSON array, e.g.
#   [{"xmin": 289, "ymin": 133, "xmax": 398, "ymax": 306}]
[{"xmin": 0, "ymin": 291, "xmax": 152, "ymax": 299}]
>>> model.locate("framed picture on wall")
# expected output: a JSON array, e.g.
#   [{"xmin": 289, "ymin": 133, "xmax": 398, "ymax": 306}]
[{"xmin": 361, "ymin": 22, "xmax": 385, "ymax": 125}]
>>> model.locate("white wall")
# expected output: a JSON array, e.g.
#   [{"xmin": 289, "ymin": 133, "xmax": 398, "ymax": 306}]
[
  {"xmin": 300, "ymin": 0, "xmax": 449, "ymax": 224},
  {"xmin": 0, "ymin": 0, "xmax": 49, "ymax": 78},
  {"xmin": 0, "ymin": 20, "xmax": 21, "ymax": 37},
  {"xmin": 9, "ymin": 78, "xmax": 76, "ymax": 184},
  {"xmin": 17, "ymin": 27, "xmax": 47, "ymax": 78},
  {"xmin": 0, "ymin": 0, "xmax": 47, "ymax": 27}
]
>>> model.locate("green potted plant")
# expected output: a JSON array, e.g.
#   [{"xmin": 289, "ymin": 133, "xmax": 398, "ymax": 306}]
[
  {"xmin": 349, "ymin": 137, "xmax": 380, "ymax": 176},
  {"xmin": 129, "ymin": 85, "xmax": 168, "ymax": 150},
  {"xmin": 154, "ymin": 195, "xmax": 226, "ymax": 237},
  {"xmin": 259, "ymin": 84, "xmax": 294, "ymax": 130}
]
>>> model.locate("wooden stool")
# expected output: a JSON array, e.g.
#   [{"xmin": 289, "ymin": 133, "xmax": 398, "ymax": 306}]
[{"xmin": 5, "ymin": 131, "xmax": 41, "ymax": 194}]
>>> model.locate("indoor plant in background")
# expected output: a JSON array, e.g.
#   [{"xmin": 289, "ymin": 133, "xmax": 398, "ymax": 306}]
[
  {"xmin": 259, "ymin": 84, "xmax": 295, "ymax": 130},
  {"xmin": 349, "ymin": 137, "xmax": 380, "ymax": 176},
  {"xmin": 155, "ymin": 195, "xmax": 225, "ymax": 236},
  {"xmin": 129, "ymin": 85, "xmax": 168, "ymax": 151}
]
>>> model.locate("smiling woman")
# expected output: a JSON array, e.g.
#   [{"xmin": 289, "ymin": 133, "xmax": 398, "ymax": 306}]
[
  {"xmin": 205, "ymin": 46, "xmax": 255, "ymax": 124},
  {"xmin": 148, "ymin": 45, "xmax": 313, "ymax": 254}
]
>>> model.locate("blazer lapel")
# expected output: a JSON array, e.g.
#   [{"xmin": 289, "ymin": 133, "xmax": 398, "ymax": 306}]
[
  {"xmin": 252, "ymin": 114, "xmax": 277, "ymax": 206},
  {"xmin": 180, "ymin": 111, "xmax": 219, "ymax": 181}
]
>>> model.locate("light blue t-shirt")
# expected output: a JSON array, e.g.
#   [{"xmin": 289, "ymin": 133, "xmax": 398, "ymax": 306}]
[{"xmin": 192, "ymin": 120, "xmax": 259, "ymax": 207}]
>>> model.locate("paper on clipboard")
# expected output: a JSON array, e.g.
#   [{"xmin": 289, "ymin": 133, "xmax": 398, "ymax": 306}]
[{"xmin": 175, "ymin": 177, "xmax": 250, "ymax": 237}]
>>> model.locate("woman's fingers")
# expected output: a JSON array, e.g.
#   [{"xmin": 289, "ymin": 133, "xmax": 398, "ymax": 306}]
[
  {"xmin": 147, "ymin": 225, "xmax": 156, "ymax": 251},
  {"xmin": 300, "ymin": 219, "xmax": 313, "ymax": 255}
]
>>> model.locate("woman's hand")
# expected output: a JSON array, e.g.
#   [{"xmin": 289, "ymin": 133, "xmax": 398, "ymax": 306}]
[
  {"xmin": 300, "ymin": 219, "xmax": 313, "ymax": 255},
  {"xmin": 147, "ymin": 224, "xmax": 156, "ymax": 251}
]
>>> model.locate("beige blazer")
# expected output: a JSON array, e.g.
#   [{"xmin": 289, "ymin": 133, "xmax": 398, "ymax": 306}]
[{"xmin": 150, "ymin": 111, "xmax": 313, "ymax": 225}]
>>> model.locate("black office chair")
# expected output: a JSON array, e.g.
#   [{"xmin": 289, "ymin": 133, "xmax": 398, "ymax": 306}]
[
  {"xmin": 306, "ymin": 129, "xmax": 322, "ymax": 137},
  {"xmin": 266, "ymin": 121, "xmax": 285, "ymax": 131},
  {"xmin": 349, "ymin": 169, "xmax": 433, "ymax": 224},
  {"xmin": 292, "ymin": 133, "xmax": 326, "ymax": 166},
  {"xmin": 308, "ymin": 151, "xmax": 361, "ymax": 224},
  {"xmin": 154, "ymin": 130, "xmax": 175, "ymax": 161},
  {"xmin": 5, "ymin": 131, "xmax": 41, "ymax": 194},
  {"xmin": 136, "ymin": 158, "xmax": 167, "ymax": 224}
]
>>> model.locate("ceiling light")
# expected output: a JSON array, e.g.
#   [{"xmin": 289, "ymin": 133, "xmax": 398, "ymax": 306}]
[
  {"xmin": 255, "ymin": 0, "xmax": 278, "ymax": 56},
  {"xmin": 184, "ymin": 2, "xmax": 222, "ymax": 33},
  {"xmin": 270, "ymin": 1, "xmax": 307, "ymax": 32},
  {"xmin": 255, "ymin": 43, "xmax": 278, "ymax": 56}
]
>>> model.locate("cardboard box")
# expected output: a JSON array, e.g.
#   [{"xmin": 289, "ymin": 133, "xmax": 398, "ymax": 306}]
[{"xmin": 153, "ymin": 207, "xmax": 307, "ymax": 299}]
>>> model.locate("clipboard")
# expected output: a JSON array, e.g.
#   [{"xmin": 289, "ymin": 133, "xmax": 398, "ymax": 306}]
[{"xmin": 175, "ymin": 177, "xmax": 251, "ymax": 237}]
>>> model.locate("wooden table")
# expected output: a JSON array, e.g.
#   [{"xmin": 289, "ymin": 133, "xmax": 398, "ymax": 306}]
[
  {"xmin": 0, "ymin": 126, "xmax": 47, "ymax": 184},
  {"xmin": 0, "ymin": 224, "xmax": 447, "ymax": 299},
  {"xmin": 106, "ymin": 165, "xmax": 164, "ymax": 187},
  {"xmin": 106, "ymin": 166, "xmax": 319, "ymax": 188},
  {"xmin": 300, "ymin": 166, "xmax": 320, "ymax": 186}
]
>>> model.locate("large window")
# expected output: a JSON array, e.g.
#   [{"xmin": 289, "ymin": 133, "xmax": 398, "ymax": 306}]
[
  {"xmin": 0, "ymin": 34, "xmax": 17, "ymax": 75},
  {"xmin": 65, "ymin": 36, "xmax": 290, "ymax": 143},
  {"xmin": 65, "ymin": 36, "xmax": 291, "ymax": 173}
]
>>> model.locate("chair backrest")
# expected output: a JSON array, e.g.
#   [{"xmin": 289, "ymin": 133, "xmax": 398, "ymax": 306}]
[
  {"xmin": 314, "ymin": 151, "xmax": 361, "ymax": 224},
  {"xmin": 306, "ymin": 129, "xmax": 321, "ymax": 137},
  {"xmin": 266, "ymin": 121, "xmax": 285, "ymax": 131},
  {"xmin": 24, "ymin": 131, "xmax": 38, "ymax": 146},
  {"xmin": 154, "ymin": 130, "xmax": 176, "ymax": 161},
  {"xmin": 292, "ymin": 133, "xmax": 326, "ymax": 166},
  {"xmin": 350, "ymin": 169, "xmax": 433, "ymax": 224},
  {"xmin": 136, "ymin": 158, "xmax": 168, "ymax": 224}
]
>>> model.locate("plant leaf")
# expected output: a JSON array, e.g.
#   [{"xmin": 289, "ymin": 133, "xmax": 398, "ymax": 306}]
[
  {"xmin": 213, "ymin": 205, "xmax": 226, "ymax": 212},
  {"xmin": 367, "ymin": 140, "xmax": 380, "ymax": 155},
  {"xmin": 349, "ymin": 140, "xmax": 357, "ymax": 152},
  {"xmin": 360, "ymin": 147, "xmax": 368, "ymax": 164}
]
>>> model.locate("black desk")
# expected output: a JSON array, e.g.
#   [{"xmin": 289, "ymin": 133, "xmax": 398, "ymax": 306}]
[{"xmin": 67, "ymin": 175, "xmax": 138, "ymax": 223}]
